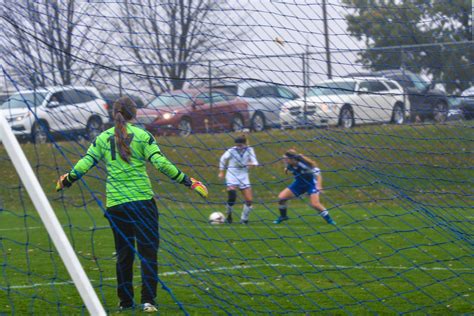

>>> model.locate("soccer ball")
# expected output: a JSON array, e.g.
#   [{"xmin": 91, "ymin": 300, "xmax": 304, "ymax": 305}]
[{"xmin": 209, "ymin": 212, "xmax": 225, "ymax": 224}]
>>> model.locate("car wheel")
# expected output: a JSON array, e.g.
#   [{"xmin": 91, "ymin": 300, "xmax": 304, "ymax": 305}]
[
  {"xmin": 338, "ymin": 106, "xmax": 354, "ymax": 128},
  {"xmin": 86, "ymin": 117, "xmax": 103, "ymax": 140},
  {"xmin": 178, "ymin": 118, "xmax": 192, "ymax": 137},
  {"xmin": 31, "ymin": 122, "xmax": 48, "ymax": 144},
  {"xmin": 231, "ymin": 115, "xmax": 245, "ymax": 132},
  {"xmin": 433, "ymin": 102, "xmax": 448, "ymax": 123},
  {"xmin": 391, "ymin": 104, "xmax": 405, "ymax": 125},
  {"xmin": 251, "ymin": 112, "xmax": 265, "ymax": 132}
]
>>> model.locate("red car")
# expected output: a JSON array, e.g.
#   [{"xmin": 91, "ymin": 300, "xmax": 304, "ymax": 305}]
[{"xmin": 134, "ymin": 89, "xmax": 249, "ymax": 136}]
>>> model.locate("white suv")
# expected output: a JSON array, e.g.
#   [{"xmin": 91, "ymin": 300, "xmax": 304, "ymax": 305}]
[
  {"xmin": 0, "ymin": 86, "xmax": 108, "ymax": 143},
  {"xmin": 280, "ymin": 77, "xmax": 409, "ymax": 129}
]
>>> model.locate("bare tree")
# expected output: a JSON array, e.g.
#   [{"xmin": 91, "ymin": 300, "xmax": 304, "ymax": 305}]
[
  {"xmin": 115, "ymin": 0, "xmax": 244, "ymax": 94},
  {"xmin": 0, "ymin": 0, "xmax": 110, "ymax": 88}
]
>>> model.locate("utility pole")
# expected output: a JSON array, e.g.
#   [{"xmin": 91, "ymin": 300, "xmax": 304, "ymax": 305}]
[{"xmin": 322, "ymin": 0, "xmax": 332, "ymax": 79}]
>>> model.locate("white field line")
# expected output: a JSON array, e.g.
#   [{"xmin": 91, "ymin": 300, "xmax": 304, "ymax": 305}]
[
  {"xmin": 0, "ymin": 225, "xmax": 420, "ymax": 232},
  {"xmin": 7, "ymin": 263, "xmax": 473, "ymax": 290},
  {"xmin": 0, "ymin": 226, "xmax": 43, "ymax": 231}
]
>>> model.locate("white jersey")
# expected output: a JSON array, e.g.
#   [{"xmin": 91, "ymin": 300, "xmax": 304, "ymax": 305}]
[{"xmin": 219, "ymin": 146, "xmax": 258, "ymax": 189}]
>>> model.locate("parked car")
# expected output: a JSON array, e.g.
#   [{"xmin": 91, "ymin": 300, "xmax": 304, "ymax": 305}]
[
  {"xmin": 101, "ymin": 92, "xmax": 146, "ymax": 126},
  {"xmin": 446, "ymin": 96, "xmax": 464, "ymax": 121},
  {"xmin": 459, "ymin": 86, "xmax": 474, "ymax": 119},
  {"xmin": 0, "ymin": 86, "xmax": 108, "ymax": 143},
  {"xmin": 371, "ymin": 70, "xmax": 449, "ymax": 122},
  {"xmin": 0, "ymin": 92, "xmax": 13, "ymax": 105},
  {"xmin": 211, "ymin": 81, "xmax": 299, "ymax": 131},
  {"xmin": 134, "ymin": 89, "xmax": 249, "ymax": 136},
  {"xmin": 280, "ymin": 77, "xmax": 408, "ymax": 129}
]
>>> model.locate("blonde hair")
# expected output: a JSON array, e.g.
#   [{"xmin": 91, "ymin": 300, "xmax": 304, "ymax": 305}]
[
  {"xmin": 113, "ymin": 96, "xmax": 137, "ymax": 163},
  {"xmin": 284, "ymin": 149, "xmax": 317, "ymax": 168}
]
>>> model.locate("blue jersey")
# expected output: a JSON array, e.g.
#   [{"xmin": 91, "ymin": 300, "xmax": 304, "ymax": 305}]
[
  {"xmin": 286, "ymin": 160, "xmax": 321, "ymax": 196},
  {"xmin": 286, "ymin": 160, "xmax": 320, "ymax": 182}
]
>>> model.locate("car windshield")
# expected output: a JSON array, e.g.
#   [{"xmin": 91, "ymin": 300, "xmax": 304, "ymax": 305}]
[
  {"xmin": 1, "ymin": 92, "xmax": 47, "ymax": 109},
  {"xmin": 308, "ymin": 82, "xmax": 356, "ymax": 96},
  {"xmin": 408, "ymin": 73, "xmax": 430, "ymax": 90},
  {"xmin": 148, "ymin": 93, "xmax": 192, "ymax": 110},
  {"xmin": 213, "ymin": 85, "xmax": 238, "ymax": 96}
]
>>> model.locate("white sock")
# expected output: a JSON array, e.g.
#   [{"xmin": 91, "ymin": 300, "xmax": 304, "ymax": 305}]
[
  {"xmin": 320, "ymin": 210, "xmax": 329, "ymax": 217},
  {"xmin": 241, "ymin": 205, "xmax": 252, "ymax": 221}
]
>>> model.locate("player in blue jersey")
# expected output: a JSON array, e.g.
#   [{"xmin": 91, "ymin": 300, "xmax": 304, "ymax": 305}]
[{"xmin": 274, "ymin": 149, "xmax": 335, "ymax": 225}]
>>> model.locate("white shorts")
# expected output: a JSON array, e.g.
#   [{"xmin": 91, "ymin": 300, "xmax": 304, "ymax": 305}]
[{"xmin": 225, "ymin": 171, "xmax": 251, "ymax": 190}]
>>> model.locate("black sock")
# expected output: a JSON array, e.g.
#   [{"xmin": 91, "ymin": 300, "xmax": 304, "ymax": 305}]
[{"xmin": 278, "ymin": 200, "xmax": 287, "ymax": 217}]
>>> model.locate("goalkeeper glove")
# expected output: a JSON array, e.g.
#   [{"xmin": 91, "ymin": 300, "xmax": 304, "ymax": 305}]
[
  {"xmin": 56, "ymin": 173, "xmax": 77, "ymax": 191},
  {"xmin": 182, "ymin": 175, "xmax": 208, "ymax": 199},
  {"xmin": 191, "ymin": 177, "xmax": 208, "ymax": 199}
]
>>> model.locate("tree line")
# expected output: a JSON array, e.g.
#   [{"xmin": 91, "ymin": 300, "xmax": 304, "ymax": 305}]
[{"xmin": 0, "ymin": 0, "xmax": 471, "ymax": 94}]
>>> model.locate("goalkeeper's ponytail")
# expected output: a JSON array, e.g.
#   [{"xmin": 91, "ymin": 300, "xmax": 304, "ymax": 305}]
[{"xmin": 113, "ymin": 96, "xmax": 137, "ymax": 163}]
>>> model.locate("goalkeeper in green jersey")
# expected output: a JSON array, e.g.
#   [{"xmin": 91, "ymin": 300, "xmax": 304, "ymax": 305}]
[{"xmin": 56, "ymin": 96, "xmax": 207, "ymax": 313}]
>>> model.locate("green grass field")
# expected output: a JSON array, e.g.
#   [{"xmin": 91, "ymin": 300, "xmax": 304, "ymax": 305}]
[{"xmin": 0, "ymin": 122, "xmax": 473, "ymax": 315}]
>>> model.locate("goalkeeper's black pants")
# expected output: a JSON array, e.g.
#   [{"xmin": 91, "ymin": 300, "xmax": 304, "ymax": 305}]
[{"xmin": 105, "ymin": 198, "xmax": 159, "ymax": 307}]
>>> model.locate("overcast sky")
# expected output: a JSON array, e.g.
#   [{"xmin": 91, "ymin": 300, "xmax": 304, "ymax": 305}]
[
  {"xmin": 1, "ymin": 0, "xmax": 366, "ymax": 94},
  {"xmin": 217, "ymin": 0, "xmax": 365, "ymax": 86},
  {"xmin": 77, "ymin": 0, "xmax": 367, "ymax": 94}
]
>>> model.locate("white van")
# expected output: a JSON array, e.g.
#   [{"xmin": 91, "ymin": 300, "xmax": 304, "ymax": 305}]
[{"xmin": 0, "ymin": 86, "xmax": 108, "ymax": 143}]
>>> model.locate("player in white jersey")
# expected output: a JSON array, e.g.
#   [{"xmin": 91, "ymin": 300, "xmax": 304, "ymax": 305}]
[{"xmin": 218, "ymin": 135, "xmax": 259, "ymax": 224}]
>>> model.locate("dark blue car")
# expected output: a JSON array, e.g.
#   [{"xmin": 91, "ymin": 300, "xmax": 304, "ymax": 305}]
[
  {"xmin": 459, "ymin": 86, "xmax": 474, "ymax": 120},
  {"xmin": 372, "ymin": 70, "xmax": 449, "ymax": 123}
]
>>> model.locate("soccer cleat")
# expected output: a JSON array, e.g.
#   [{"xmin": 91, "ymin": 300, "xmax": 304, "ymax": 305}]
[
  {"xmin": 143, "ymin": 303, "xmax": 158, "ymax": 313},
  {"xmin": 225, "ymin": 213, "xmax": 233, "ymax": 224},
  {"xmin": 273, "ymin": 216, "xmax": 289, "ymax": 224},
  {"xmin": 327, "ymin": 219, "xmax": 337, "ymax": 225},
  {"xmin": 240, "ymin": 219, "xmax": 248, "ymax": 224},
  {"xmin": 118, "ymin": 303, "xmax": 134, "ymax": 312},
  {"xmin": 322, "ymin": 215, "xmax": 336, "ymax": 225}
]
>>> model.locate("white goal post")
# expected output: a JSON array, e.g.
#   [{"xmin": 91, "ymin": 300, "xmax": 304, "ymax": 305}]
[{"xmin": 0, "ymin": 113, "xmax": 106, "ymax": 316}]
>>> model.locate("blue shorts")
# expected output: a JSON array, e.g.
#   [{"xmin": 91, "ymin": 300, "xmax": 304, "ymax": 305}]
[{"xmin": 288, "ymin": 179, "xmax": 318, "ymax": 197}]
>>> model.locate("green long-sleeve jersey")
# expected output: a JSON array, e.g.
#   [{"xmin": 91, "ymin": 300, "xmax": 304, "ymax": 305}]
[{"xmin": 69, "ymin": 124, "xmax": 186, "ymax": 207}]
